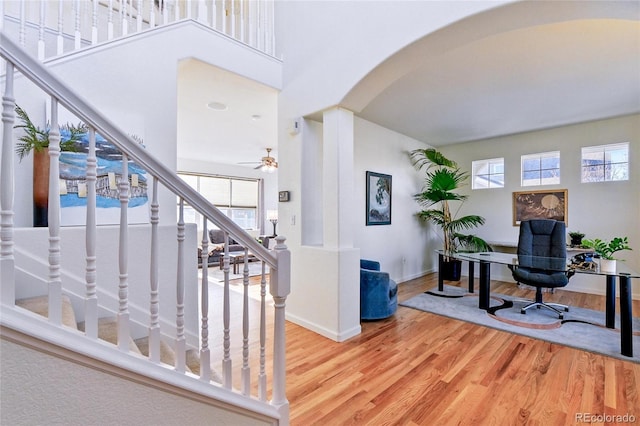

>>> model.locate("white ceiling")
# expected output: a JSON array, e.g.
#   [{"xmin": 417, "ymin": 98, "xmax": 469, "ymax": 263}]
[
  {"xmin": 177, "ymin": 18, "xmax": 639, "ymax": 167},
  {"xmin": 177, "ymin": 59, "xmax": 278, "ymax": 168},
  {"xmin": 354, "ymin": 19, "xmax": 640, "ymax": 146}
]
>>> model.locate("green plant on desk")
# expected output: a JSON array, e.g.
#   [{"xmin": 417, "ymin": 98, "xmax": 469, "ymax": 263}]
[{"xmin": 582, "ymin": 237, "xmax": 632, "ymax": 260}]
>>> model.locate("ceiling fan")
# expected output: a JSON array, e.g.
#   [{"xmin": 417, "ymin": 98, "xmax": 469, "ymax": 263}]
[{"xmin": 239, "ymin": 148, "xmax": 278, "ymax": 172}]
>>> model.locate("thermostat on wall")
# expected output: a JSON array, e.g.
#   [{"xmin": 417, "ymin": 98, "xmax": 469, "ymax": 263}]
[{"xmin": 279, "ymin": 191, "xmax": 290, "ymax": 202}]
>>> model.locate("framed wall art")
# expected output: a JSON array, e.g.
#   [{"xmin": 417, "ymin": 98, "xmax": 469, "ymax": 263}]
[
  {"xmin": 512, "ymin": 189, "xmax": 567, "ymax": 226},
  {"xmin": 366, "ymin": 171, "xmax": 392, "ymax": 226}
]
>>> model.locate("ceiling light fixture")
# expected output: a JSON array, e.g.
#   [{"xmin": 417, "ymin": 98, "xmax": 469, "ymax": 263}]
[
  {"xmin": 258, "ymin": 148, "xmax": 278, "ymax": 173},
  {"xmin": 207, "ymin": 101, "xmax": 228, "ymax": 111}
]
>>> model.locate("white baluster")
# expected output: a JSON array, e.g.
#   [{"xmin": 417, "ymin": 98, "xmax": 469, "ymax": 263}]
[
  {"xmin": 0, "ymin": 63, "xmax": 16, "ymax": 306},
  {"xmin": 239, "ymin": 0, "xmax": 246, "ymax": 44},
  {"xmin": 162, "ymin": 0, "xmax": 168, "ymax": 25},
  {"xmin": 57, "ymin": 0, "xmax": 64, "ymax": 55},
  {"xmin": 149, "ymin": 177, "xmax": 160, "ymax": 363},
  {"xmin": 108, "ymin": 0, "xmax": 114, "ymax": 40},
  {"xmin": 92, "ymin": 0, "xmax": 99, "ymax": 44},
  {"xmin": 258, "ymin": 261, "xmax": 267, "ymax": 400},
  {"xmin": 149, "ymin": 0, "xmax": 156, "ymax": 28},
  {"xmin": 175, "ymin": 199, "xmax": 186, "ymax": 372},
  {"xmin": 241, "ymin": 247, "xmax": 250, "ymax": 395},
  {"xmin": 136, "ymin": 0, "xmax": 143, "ymax": 32},
  {"xmin": 186, "ymin": 0, "xmax": 192, "ymax": 20},
  {"xmin": 268, "ymin": 0, "xmax": 275, "ymax": 56},
  {"xmin": 210, "ymin": 0, "xmax": 216, "ymax": 29},
  {"xmin": 117, "ymin": 153, "xmax": 130, "ymax": 352},
  {"xmin": 48, "ymin": 99, "xmax": 62, "ymax": 326},
  {"xmin": 84, "ymin": 128, "xmax": 98, "ymax": 338},
  {"xmin": 256, "ymin": 0, "xmax": 263, "ymax": 52},
  {"xmin": 19, "ymin": 0, "xmax": 26, "ymax": 46},
  {"xmin": 222, "ymin": 231, "xmax": 232, "ymax": 388},
  {"xmin": 199, "ymin": 217, "xmax": 211, "ymax": 382},
  {"xmin": 221, "ymin": 0, "xmax": 227, "ymax": 34},
  {"xmin": 38, "ymin": 0, "xmax": 46, "ymax": 60},
  {"xmin": 174, "ymin": 0, "xmax": 180, "ymax": 20},
  {"xmin": 75, "ymin": 0, "xmax": 82, "ymax": 50},
  {"xmin": 197, "ymin": 0, "xmax": 207, "ymax": 24},
  {"xmin": 121, "ymin": 0, "xmax": 128, "ymax": 36},
  {"xmin": 0, "ymin": 0, "xmax": 4, "ymax": 32},
  {"xmin": 230, "ymin": 0, "xmax": 236, "ymax": 38},
  {"xmin": 271, "ymin": 236, "xmax": 291, "ymax": 414},
  {"xmin": 247, "ymin": 0, "xmax": 254, "ymax": 48}
]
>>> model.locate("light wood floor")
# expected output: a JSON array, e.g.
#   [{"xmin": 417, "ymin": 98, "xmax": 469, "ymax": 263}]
[{"xmin": 285, "ymin": 273, "xmax": 640, "ymax": 425}]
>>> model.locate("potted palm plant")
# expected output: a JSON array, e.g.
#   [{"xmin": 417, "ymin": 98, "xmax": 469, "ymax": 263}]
[
  {"xmin": 14, "ymin": 105, "xmax": 87, "ymax": 226},
  {"xmin": 410, "ymin": 148, "xmax": 491, "ymax": 281}
]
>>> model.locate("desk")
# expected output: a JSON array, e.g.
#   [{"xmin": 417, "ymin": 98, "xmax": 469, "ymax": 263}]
[{"xmin": 440, "ymin": 251, "xmax": 640, "ymax": 357}]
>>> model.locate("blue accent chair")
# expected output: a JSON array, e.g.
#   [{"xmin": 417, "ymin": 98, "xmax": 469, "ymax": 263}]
[{"xmin": 360, "ymin": 259, "xmax": 398, "ymax": 320}]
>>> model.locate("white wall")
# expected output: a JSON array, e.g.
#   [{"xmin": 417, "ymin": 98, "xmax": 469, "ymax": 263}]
[
  {"xmin": 9, "ymin": 21, "xmax": 282, "ymax": 228},
  {"xmin": 13, "ymin": 225, "xmax": 200, "ymax": 347},
  {"xmin": 354, "ymin": 118, "xmax": 434, "ymax": 283},
  {"xmin": 0, "ymin": 339, "xmax": 272, "ymax": 426},
  {"xmin": 275, "ymin": 1, "xmax": 514, "ymax": 341},
  {"xmin": 441, "ymin": 114, "xmax": 640, "ymax": 296}
]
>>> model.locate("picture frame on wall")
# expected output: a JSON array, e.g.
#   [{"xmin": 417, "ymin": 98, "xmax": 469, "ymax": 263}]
[
  {"xmin": 366, "ymin": 171, "xmax": 392, "ymax": 226},
  {"xmin": 513, "ymin": 189, "xmax": 568, "ymax": 226}
]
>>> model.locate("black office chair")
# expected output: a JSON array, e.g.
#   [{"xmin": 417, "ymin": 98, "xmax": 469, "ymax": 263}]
[{"xmin": 509, "ymin": 219, "xmax": 574, "ymax": 319}]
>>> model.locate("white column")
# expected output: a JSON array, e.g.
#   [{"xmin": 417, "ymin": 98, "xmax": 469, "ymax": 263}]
[
  {"xmin": 321, "ymin": 107, "xmax": 361, "ymax": 341},
  {"xmin": 322, "ymin": 107, "xmax": 355, "ymax": 249}
]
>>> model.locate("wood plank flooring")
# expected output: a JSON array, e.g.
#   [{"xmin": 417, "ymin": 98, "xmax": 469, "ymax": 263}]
[{"xmin": 285, "ymin": 274, "xmax": 640, "ymax": 425}]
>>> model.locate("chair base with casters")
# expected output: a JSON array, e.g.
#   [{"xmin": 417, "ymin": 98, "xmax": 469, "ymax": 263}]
[
  {"xmin": 520, "ymin": 286, "xmax": 569, "ymax": 319},
  {"xmin": 360, "ymin": 259, "xmax": 398, "ymax": 321}
]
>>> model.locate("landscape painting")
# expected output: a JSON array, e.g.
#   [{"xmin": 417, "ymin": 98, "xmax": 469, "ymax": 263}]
[{"xmin": 513, "ymin": 189, "xmax": 567, "ymax": 226}]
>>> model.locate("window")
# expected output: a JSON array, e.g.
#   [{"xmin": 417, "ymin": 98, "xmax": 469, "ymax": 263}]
[
  {"xmin": 581, "ymin": 142, "xmax": 629, "ymax": 183},
  {"xmin": 177, "ymin": 173, "xmax": 260, "ymax": 230},
  {"xmin": 472, "ymin": 158, "xmax": 504, "ymax": 189},
  {"xmin": 521, "ymin": 151, "xmax": 560, "ymax": 186}
]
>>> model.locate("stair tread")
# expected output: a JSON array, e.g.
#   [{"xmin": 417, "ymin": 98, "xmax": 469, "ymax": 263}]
[
  {"xmin": 16, "ymin": 294, "xmax": 78, "ymax": 330},
  {"xmin": 77, "ymin": 317, "xmax": 142, "ymax": 354}
]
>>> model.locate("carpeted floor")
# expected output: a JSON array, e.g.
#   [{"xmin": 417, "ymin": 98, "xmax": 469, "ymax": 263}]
[{"xmin": 400, "ymin": 285, "xmax": 640, "ymax": 363}]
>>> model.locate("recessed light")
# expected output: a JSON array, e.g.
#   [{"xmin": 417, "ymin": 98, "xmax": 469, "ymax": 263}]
[
  {"xmin": 207, "ymin": 102, "xmax": 228, "ymax": 111},
  {"xmin": 251, "ymin": 114, "xmax": 261, "ymax": 121}
]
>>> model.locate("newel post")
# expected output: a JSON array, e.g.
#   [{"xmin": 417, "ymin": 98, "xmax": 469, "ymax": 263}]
[{"xmin": 270, "ymin": 235, "xmax": 290, "ymax": 422}]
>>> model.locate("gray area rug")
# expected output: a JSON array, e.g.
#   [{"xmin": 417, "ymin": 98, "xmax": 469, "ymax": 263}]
[{"xmin": 400, "ymin": 285, "xmax": 640, "ymax": 363}]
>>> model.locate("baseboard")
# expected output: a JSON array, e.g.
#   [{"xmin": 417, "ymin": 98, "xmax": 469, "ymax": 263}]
[
  {"xmin": 285, "ymin": 312, "xmax": 362, "ymax": 342},
  {"xmin": 396, "ymin": 268, "xmax": 436, "ymax": 284}
]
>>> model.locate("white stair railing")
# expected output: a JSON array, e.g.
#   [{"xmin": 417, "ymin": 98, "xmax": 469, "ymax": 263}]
[
  {"xmin": 1, "ymin": 0, "xmax": 277, "ymax": 61},
  {"xmin": 0, "ymin": 33, "xmax": 289, "ymax": 424}
]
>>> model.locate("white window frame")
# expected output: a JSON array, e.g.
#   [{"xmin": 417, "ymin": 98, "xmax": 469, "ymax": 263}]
[
  {"xmin": 521, "ymin": 151, "xmax": 560, "ymax": 187},
  {"xmin": 581, "ymin": 142, "xmax": 629, "ymax": 183},
  {"xmin": 177, "ymin": 172, "xmax": 261, "ymax": 231},
  {"xmin": 472, "ymin": 158, "xmax": 504, "ymax": 189}
]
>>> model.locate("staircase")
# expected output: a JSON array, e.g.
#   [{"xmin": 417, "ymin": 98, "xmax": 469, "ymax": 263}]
[{"xmin": 0, "ymin": 25, "xmax": 289, "ymax": 426}]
